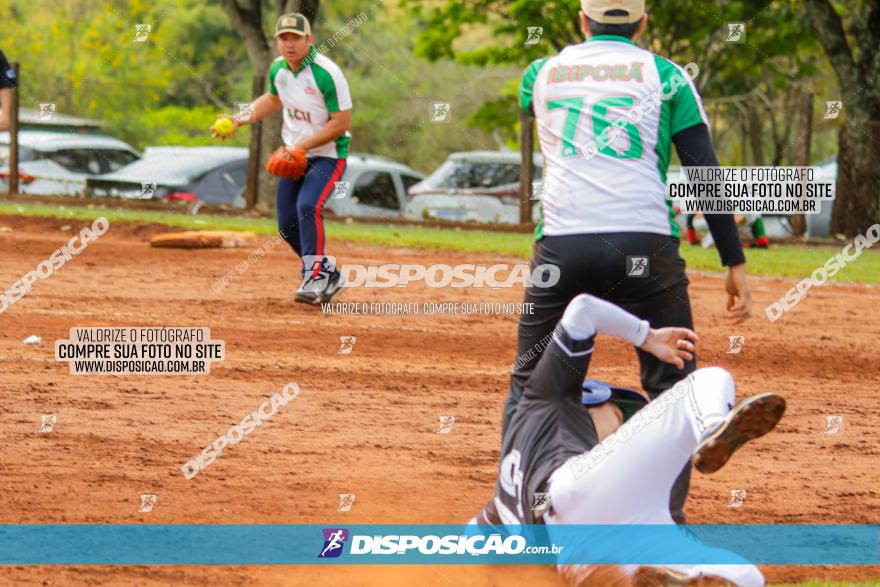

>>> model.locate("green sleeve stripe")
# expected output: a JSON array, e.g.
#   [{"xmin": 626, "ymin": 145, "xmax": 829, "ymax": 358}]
[
  {"xmin": 268, "ymin": 59, "xmax": 285, "ymax": 96},
  {"xmin": 533, "ymin": 204, "xmax": 544, "ymax": 241},
  {"xmin": 653, "ymin": 55, "xmax": 706, "ymax": 136},
  {"xmin": 519, "ymin": 58, "xmax": 549, "ymax": 114},
  {"xmin": 335, "ymin": 132, "xmax": 351, "ymax": 158},
  {"xmin": 654, "ymin": 55, "xmax": 695, "ymax": 238},
  {"xmin": 312, "ymin": 63, "xmax": 340, "ymax": 112},
  {"xmin": 669, "ymin": 83, "xmax": 705, "ymax": 135}
]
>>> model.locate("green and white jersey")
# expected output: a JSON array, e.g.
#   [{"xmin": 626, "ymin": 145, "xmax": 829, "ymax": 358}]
[
  {"xmin": 520, "ymin": 35, "xmax": 708, "ymax": 238},
  {"xmin": 269, "ymin": 46, "xmax": 352, "ymax": 159}
]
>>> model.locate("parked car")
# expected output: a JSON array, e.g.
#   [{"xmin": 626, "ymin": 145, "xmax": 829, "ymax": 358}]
[
  {"xmin": 324, "ymin": 153, "xmax": 424, "ymax": 218},
  {"xmin": 88, "ymin": 149, "xmax": 423, "ymax": 213},
  {"xmin": 0, "ymin": 130, "xmax": 141, "ymax": 195},
  {"xmin": 405, "ymin": 150, "xmax": 544, "ymax": 224},
  {"xmin": 408, "ymin": 150, "xmax": 544, "ymax": 199},
  {"xmin": 86, "ymin": 146, "xmax": 248, "ymax": 206}
]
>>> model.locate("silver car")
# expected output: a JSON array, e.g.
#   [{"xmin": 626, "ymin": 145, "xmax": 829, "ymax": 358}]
[
  {"xmin": 0, "ymin": 130, "xmax": 140, "ymax": 195},
  {"xmin": 406, "ymin": 150, "xmax": 544, "ymax": 224},
  {"xmin": 325, "ymin": 153, "xmax": 424, "ymax": 218}
]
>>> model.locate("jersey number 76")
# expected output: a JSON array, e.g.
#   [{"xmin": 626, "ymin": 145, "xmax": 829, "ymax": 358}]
[{"xmin": 546, "ymin": 96, "xmax": 643, "ymax": 160}]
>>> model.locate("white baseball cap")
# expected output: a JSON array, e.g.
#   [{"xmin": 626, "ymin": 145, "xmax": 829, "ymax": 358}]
[{"xmin": 581, "ymin": 0, "xmax": 646, "ymax": 24}]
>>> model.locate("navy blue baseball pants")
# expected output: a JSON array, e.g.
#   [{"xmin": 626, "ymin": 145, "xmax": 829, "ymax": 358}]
[{"xmin": 275, "ymin": 156, "xmax": 346, "ymax": 276}]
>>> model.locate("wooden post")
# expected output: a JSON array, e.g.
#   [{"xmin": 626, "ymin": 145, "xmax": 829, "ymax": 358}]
[
  {"xmin": 244, "ymin": 73, "xmax": 265, "ymax": 211},
  {"xmin": 7, "ymin": 62, "xmax": 20, "ymax": 197},
  {"xmin": 519, "ymin": 108, "xmax": 535, "ymax": 225},
  {"xmin": 790, "ymin": 91, "xmax": 813, "ymax": 237}
]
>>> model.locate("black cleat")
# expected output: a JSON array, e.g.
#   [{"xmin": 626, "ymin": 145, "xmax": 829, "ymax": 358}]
[{"xmin": 693, "ymin": 393, "xmax": 786, "ymax": 474}]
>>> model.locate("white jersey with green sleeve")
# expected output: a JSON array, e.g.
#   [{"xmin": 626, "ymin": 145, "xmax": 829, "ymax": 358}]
[
  {"xmin": 520, "ymin": 35, "xmax": 708, "ymax": 238},
  {"xmin": 268, "ymin": 46, "xmax": 352, "ymax": 159}
]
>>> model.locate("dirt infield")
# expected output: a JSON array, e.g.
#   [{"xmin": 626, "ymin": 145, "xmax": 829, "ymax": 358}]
[{"xmin": 1, "ymin": 214, "xmax": 878, "ymax": 586}]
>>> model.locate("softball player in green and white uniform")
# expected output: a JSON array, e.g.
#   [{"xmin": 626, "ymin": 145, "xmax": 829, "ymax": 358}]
[{"xmin": 506, "ymin": 0, "xmax": 752, "ymax": 523}]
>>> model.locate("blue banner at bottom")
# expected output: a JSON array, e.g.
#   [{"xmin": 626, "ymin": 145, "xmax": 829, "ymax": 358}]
[{"xmin": 0, "ymin": 524, "xmax": 876, "ymax": 565}]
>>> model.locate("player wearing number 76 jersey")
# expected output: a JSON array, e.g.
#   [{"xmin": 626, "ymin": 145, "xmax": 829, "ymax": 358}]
[{"xmin": 506, "ymin": 0, "xmax": 752, "ymax": 524}]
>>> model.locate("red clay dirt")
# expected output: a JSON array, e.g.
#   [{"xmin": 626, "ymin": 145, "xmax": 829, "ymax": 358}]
[{"xmin": 0, "ymin": 214, "xmax": 878, "ymax": 585}]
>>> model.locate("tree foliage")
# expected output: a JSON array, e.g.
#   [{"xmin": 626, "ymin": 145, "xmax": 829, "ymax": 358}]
[
  {"xmin": 407, "ymin": 0, "xmax": 835, "ymax": 165},
  {"xmin": 4, "ymin": 0, "xmax": 251, "ymax": 148}
]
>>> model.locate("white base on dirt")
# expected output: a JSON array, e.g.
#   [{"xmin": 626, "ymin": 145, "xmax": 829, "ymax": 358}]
[{"xmin": 149, "ymin": 231, "xmax": 257, "ymax": 249}]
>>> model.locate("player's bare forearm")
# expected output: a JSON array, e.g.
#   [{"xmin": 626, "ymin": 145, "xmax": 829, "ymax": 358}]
[
  {"xmin": 725, "ymin": 263, "xmax": 751, "ymax": 323},
  {"xmin": 296, "ymin": 109, "xmax": 351, "ymax": 152},
  {"xmin": 233, "ymin": 93, "xmax": 283, "ymax": 125},
  {"xmin": 0, "ymin": 89, "xmax": 11, "ymax": 132}
]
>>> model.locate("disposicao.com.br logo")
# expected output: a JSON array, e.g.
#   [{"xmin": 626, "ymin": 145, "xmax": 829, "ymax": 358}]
[{"xmin": 318, "ymin": 529, "xmax": 559, "ymax": 558}]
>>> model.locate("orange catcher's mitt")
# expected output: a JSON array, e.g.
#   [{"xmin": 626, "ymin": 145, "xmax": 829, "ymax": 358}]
[{"xmin": 266, "ymin": 146, "xmax": 308, "ymax": 179}]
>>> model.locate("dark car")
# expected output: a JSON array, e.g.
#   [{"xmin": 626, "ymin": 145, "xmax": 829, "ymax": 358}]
[{"xmin": 86, "ymin": 146, "xmax": 248, "ymax": 206}]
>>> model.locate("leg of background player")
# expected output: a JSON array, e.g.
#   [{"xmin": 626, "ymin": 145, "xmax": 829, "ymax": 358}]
[
  {"xmin": 276, "ymin": 175, "xmax": 306, "ymax": 270},
  {"xmin": 632, "ymin": 276, "xmax": 695, "ymax": 524},
  {"xmin": 686, "ymin": 213, "xmax": 699, "ymax": 245},
  {"xmin": 504, "ymin": 235, "xmax": 587, "ymax": 433},
  {"xmin": 608, "ymin": 235, "xmax": 696, "ymax": 523},
  {"xmin": 749, "ymin": 214, "xmax": 769, "ymax": 248},
  {"xmin": 544, "ymin": 368, "xmax": 763, "ymax": 587}
]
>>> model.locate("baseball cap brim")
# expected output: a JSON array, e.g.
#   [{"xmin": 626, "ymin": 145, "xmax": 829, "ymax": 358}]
[
  {"xmin": 582, "ymin": 379, "xmax": 649, "ymax": 422},
  {"xmin": 582, "ymin": 379, "xmax": 614, "ymax": 405},
  {"xmin": 275, "ymin": 27, "xmax": 308, "ymax": 37},
  {"xmin": 609, "ymin": 387, "xmax": 649, "ymax": 421}
]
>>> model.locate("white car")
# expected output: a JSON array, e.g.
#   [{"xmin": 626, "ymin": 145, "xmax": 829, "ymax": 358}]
[
  {"xmin": 324, "ymin": 153, "xmax": 425, "ymax": 218},
  {"xmin": 406, "ymin": 150, "xmax": 544, "ymax": 224},
  {"xmin": 0, "ymin": 131, "xmax": 140, "ymax": 195}
]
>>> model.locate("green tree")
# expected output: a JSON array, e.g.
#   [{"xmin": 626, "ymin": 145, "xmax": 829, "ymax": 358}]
[
  {"xmin": 803, "ymin": 0, "xmax": 880, "ymax": 234},
  {"xmin": 407, "ymin": 0, "xmax": 825, "ymax": 168}
]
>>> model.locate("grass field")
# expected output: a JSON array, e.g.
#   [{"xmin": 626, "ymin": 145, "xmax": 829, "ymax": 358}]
[{"xmin": 0, "ymin": 201, "xmax": 878, "ymax": 284}]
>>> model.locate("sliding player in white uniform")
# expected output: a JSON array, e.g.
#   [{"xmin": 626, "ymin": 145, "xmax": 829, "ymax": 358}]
[{"xmin": 472, "ymin": 294, "xmax": 785, "ymax": 586}]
